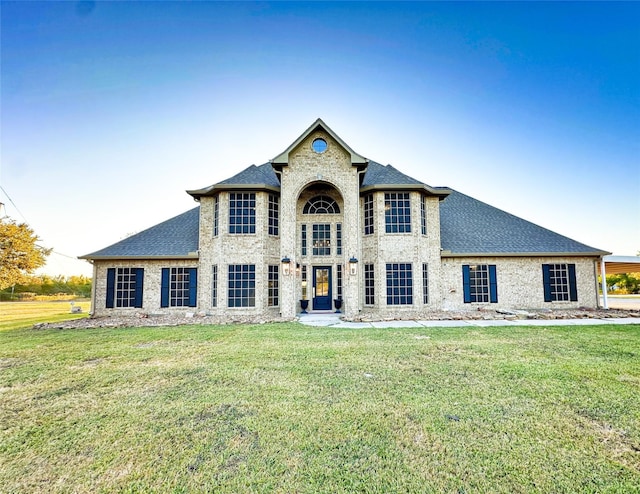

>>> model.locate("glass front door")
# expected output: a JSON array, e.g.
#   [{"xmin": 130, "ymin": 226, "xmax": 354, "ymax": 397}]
[{"xmin": 313, "ymin": 267, "xmax": 332, "ymax": 310}]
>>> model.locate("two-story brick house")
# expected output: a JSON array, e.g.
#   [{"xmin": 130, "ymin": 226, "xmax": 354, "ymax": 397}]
[{"xmin": 81, "ymin": 119, "xmax": 608, "ymax": 319}]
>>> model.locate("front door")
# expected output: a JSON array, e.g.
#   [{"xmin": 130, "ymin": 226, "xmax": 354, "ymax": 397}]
[{"xmin": 313, "ymin": 266, "xmax": 332, "ymax": 310}]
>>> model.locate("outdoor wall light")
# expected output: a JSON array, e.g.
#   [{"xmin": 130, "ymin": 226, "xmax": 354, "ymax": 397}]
[
  {"xmin": 349, "ymin": 256, "xmax": 358, "ymax": 276},
  {"xmin": 281, "ymin": 257, "xmax": 291, "ymax": 276}
]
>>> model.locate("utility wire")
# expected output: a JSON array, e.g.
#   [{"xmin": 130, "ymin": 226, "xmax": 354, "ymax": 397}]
[{"xmin": 1, "ymin": 184, "xmax": 85, "ymax": 261}]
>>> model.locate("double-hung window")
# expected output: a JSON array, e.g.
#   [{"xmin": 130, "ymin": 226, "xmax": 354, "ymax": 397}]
[
  {"xmin": 161, "ymin": 267, "xmax": 197, "ymax": 307},
  {"xmin": 365, "ymin": 264, "xmax": 375, "ymax": 305},
  {"xmin": 364, "ymin": 194, "xmax": 374, "ymax": 235},
  {"xmin": 106, "ymin": 267, "xmax": 144, "ymax": 308},
  {"xmin": 385, "ymin": 192, "xmax": 411, "ymax": 233},
  {"xmin": 228, "ymin": 264, "xmax": 256, "ymax": 307},
  {"xmin": 542, "ymin": 264, "xmax": 577, "ymax": 302},
  {"xmin": 268, "ymin": 194, "xmax": 279, "ymax": 236},
  {"xmin": 462, "ymin": 265, "xmax": 497, "ymax": 303},
  {"xmin": 229, "ymin": 192, "xmax": 256, "ymax": 234},
  {"xmin": 312, "ymin": 224, "xmax": 331, "ymax": 256},
  {"xmin": 268, "ymin": 265, "xmax": 279, "ymax": 307},
  {"xmin": 386, "ymin": 263, "xmax": 413, "ymax": 305}
]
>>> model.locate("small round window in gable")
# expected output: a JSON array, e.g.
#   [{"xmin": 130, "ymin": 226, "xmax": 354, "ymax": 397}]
[{"xmin": 312, "ymin": 138, "xmax": 327, "ymax": 153}]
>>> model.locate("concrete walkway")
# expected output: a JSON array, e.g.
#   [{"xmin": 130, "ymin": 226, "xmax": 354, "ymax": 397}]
[{"xmin": 298, "ymin": 313, "xmax": 640, "ymax": 328}]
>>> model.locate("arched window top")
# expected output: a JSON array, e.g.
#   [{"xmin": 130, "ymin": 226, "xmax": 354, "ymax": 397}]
[{"xmin": 303, "ymin": 195, "xmax": 340, "ymax": 214}]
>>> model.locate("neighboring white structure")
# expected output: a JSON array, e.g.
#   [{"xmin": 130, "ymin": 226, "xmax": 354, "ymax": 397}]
[{"xmin": 81, "ymin": 119, "xmax": 608, "ymax": 319}]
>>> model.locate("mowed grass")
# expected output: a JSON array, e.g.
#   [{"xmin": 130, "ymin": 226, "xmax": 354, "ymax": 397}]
[
  {"xmin": 0, "ymin": 300, "xmax": 90, "ymax": 331},
  {"xmin": 1, "ymin": 323, "xmax": 639, "ymax": 493}
]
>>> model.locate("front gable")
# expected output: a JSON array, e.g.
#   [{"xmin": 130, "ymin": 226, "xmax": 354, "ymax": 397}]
[{"xmin": 271, "ymin": 118, "xmax": 368, "ymax": 167}]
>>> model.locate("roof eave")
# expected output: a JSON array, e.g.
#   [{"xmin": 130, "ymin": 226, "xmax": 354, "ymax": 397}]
[
  {"xmin": 440, "ymin": 251, "xmax": 610, "ymax": 258},
  {"xmin": 187, "ymin": 183, "xmax": 280, "ymax": 199},
  {"xmin": 360, "ymin": 184, "xmax": 452, "ymax": 199},
  {"xmin": 78, "ymin": 254, "xmax": 200, "ymax": 261}
]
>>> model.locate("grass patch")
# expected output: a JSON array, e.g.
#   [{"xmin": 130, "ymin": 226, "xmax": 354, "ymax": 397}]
[
  {"xmin": 1, "ymin": 323, "xmax": 639, "ymax": 493},
  {"xmin": 0, "ymin": 301, "xmax": 90, "ymax": 331}
]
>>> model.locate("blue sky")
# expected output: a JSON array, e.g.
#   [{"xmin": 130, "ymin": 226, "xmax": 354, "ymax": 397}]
[{"xmin": 2, "ymin": 1, "xmax": 639, "ymax": 276}]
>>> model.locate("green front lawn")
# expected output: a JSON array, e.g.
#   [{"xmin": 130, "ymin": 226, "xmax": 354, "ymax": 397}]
[{"xmin": 1, "ymin": 323, "xmax": 639, "ymax": 493}]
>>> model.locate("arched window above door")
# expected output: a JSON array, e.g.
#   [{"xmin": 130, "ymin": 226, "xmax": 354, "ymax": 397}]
[{"xmin": 303, "ymin": 195, "xmax": 340, "ymax": 214}]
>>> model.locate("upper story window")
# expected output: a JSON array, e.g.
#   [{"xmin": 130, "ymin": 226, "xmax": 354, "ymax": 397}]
[
  {"xmin": 229, "ymin": 192, "xmax": 256, "ymax": 234},
  {"xmin": 364, "ymin": 194, "xmax": 374, "ymax": 235},
  {"xmin": 421, "ymin": 195, "xmax": 427, "ymax": 235},
  {"xmin": 213, "ymin": 195, "xmax": 219, "ymax": 237},
  {"xmin": 303, "ymin": 196, "xmax": 340, "ymax": 214},
  {"xmin": 385, "ymin": 192, "xmax": 411, "ymax": 233},
  {"xmin": 312, "ymin": 224, "xmax": 331, "ymax": 256},
  {"xmin": 268, "ymin": 194, "xmax": 279, "ymax": 236}
]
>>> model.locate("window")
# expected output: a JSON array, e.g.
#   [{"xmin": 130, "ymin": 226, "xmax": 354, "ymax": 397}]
[
  {"xmin": 303, "ymin": 196, "xmax": 340, "ymax": 214},
  {"xmin": 386, "ymin": 263, "xmax": 413, "ymax": 305},
  {"xmin": 268, "ymin": 194, "xmax": 279, "ymax": 236},
  {"xmin": 422, "ymin": 263, "xmax": 429, "ymax": 304},
  {"xmin": 161, "ymin": 267, "xmax": 197, "ymax": 307},
  {"xmin": 336, "ymin": 223, "xmax": 342, "ymax": 255},
  {"xmin": 312, "ymin": 224, "xmax": 331, "ymax": 256},
  {"xmin": 212, "ymin": 265, "xmax": 218, "ymax": 307},
  {"xmin": 106, "ymin": 267, "xmax": 144, "ymax": 308},
  {"xmin": 542, "ymin": 264, "xmax": 577, "ymax": 302},
  {"xmin": 364, "ymin": 194, "xmax": 374, "ymax": 235},
  {"xmin": 421, "ymin": 195, "xmax": 427, "ymax": 235},
  {"xmin": 385, "ymin": 192, "xmax": 411, "ymax": 233},
  {"xmin": 268, "ymin": 265, "xmax": 279, "ymax": 307},
  {"xmin": 228, "ymin": 264, "xmax": 255, "ymax": 307},
  {"xmin": 229, "ymin": 192, "xmax": 256, "ymax": 234},
  {"xmin": 312, "ymin": 138, "xmax": 328, "ymax": 153},
  {"xmin": 462, "ymin": 265, "xmax": 497, "ymax": 303},
  {"xmin": 301, "ymin": 224, "xmax": 307, "ymax": 256},
  {"xmin": 301, "ymin": 265, "xmax": 308, "ymax": 300},
  {"xmin": 214, "ymin": 195, "xmax": 219, "ymax": 237},
  {"xmin": 337, "ymin": 264, "xmax": 343, "ymax": 299},
  {"xmin": 365, "ymin": 264, "xmax": 375, "ymax": 305}
]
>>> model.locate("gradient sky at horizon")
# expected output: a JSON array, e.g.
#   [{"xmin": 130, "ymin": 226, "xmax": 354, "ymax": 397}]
[{"xmin": 1, "ymin": 1, "xmax": 639, "ymax": 277}]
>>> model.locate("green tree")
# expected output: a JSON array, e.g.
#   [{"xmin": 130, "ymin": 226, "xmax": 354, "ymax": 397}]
[{"xmin": 0, "ymin": 219, "xmax": 51, "ymax": 290}]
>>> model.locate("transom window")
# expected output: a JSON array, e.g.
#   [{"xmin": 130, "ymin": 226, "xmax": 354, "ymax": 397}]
[
  {"xmin": 312, "ymin": 224, "xmax": 331, "ymax": 256},
  {"xmin": 228, "ymin": 264, "xmax": 256, "ymax": 307},
  {"xmin": 385, "ymin": 192, "xmax": 411, "ymax": 233},
  {"xmin": 229, "ymin": 192, "xmax": 256, "ymax": 234},
  {"xmin": 462, "ymin": 265, "xmax": 497, "ymax": 303},
  {"xmin": 303, "ymin": 196, "xmax": 340, "ymax": 214},
  {"xmin": 386, "ymin": 263, "xmax": 413, "ymax": 305}
]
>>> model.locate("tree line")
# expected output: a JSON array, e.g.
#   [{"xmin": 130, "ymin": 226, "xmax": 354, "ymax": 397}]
[{"xmin": 0, "ymin": 275, "xmax": 92, "ymax": 301}]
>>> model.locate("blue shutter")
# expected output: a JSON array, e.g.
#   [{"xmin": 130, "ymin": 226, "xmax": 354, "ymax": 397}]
[
  {"xmin": 462, "ymin": 265, "xmax": 471, "ymax": 303},
  {"xmin": 134, "ymin": 268, "xmax": 144, "ymax": 308},
  {"xmin": 188, "ymin": 268, "xmax": 198, "ymax": 307},
  {"xmin": 568, "ymin": 264, "xmax": 578, "ymax": 302},
  {"xmin": 161, "ymin": 268, "xmax": 170, "ymax": 308},
  {"xmin": 106, "ymin": 268, "xmax": 115, "ymax": 308},
  {"xmin": 542, "ymin": 264, "xmax": 552, "ymax": 302},
  {"xmin": 489, "ymin": 265, "xmax": 498, "ymax": 303}
]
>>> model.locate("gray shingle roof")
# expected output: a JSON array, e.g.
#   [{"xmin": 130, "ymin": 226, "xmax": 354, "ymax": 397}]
[
  {"xmin": 439, "ymin": 190, "xmax": 606, "ymax": 255},
  {"xmin": 218, "ymin": 163, "xmax": 280, "ymax": 187},
  {"xmin": 362, "ymin": 161, "xmax": 425, "ymax": 187},
  {"xmin": 80, "ymin": 207, "xmax": 200, "ymax": 259}
]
